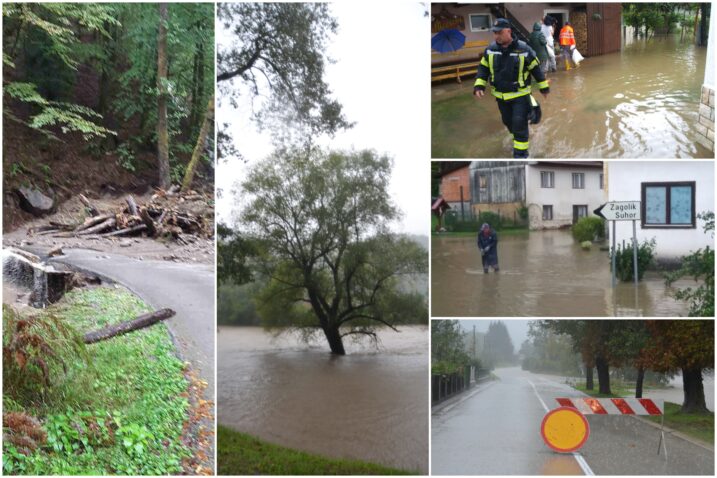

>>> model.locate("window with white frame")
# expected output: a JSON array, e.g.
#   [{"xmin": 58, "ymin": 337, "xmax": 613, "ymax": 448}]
[
  {"xmin": 641, "ymin": 182, "xmax": 696, "ymax": 228},
  {"xmin": 540, "ymin": 171, "xmax": 554, "ymax": 188},
  {"xmin": 572, "ymin": 173, "xmax": 585, "ymax": 189},
  {"xmin": 542, "ymin": 205, "xmax": 553, "ymax": 220},
  {"xmin": 469, "ymin": 14, "xmax": 491, "ymax": 32}
]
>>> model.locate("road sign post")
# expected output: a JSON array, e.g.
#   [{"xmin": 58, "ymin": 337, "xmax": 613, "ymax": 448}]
[{"xmin": 594, "ymin": 201, "xmax": 641, "ymax": 288}]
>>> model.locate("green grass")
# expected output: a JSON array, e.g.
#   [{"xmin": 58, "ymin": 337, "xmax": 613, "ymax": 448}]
[
  {"xmin": 3, "ymin": 287, "xmax": 191, "ymax": 475},
  {"xmin": 574, "ymin": 381, "xmax": 634, "ymax": 398},
  {"xmin": 217, "ymin": 425, "xmax": 414, "ymax": 475},
  {"xmin": 433, "ymin": 227, "xmax": 529, "ymax": 237},
  {"xmin": 645, "ymin": 402, "xmax": 714, "ymax": 444}
]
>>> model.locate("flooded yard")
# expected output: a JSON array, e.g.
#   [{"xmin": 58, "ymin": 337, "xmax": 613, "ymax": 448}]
[
  {"xmin": 431, "ymin": 230, "xmax": 691, "ymax": 317},
  {"xmin": 432, "ymin": 35, "xmax": 711, "ymax": 158},
  {"xmin": 217, "ymin": 326, "xmax": 429, "ymax": 474}
]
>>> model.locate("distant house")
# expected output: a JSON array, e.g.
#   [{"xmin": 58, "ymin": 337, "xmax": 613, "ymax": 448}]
[
  {"xmin": 456, "ymin": 161, "xmax": 602, "ymax": 230},
  {"xmin": 526, "ymin": 161, "xmax": 604, "ymax": 229},
  {"xmin": 469, "ymin": 161, "xmax": 526, "ymax": 223},
  {"xmin": 431, "ymin": 2, "xmax": 622, "ymax": 68},
  {"xmin": 606, "ymin": 161, "xmax": 714, "ymax": 261}
]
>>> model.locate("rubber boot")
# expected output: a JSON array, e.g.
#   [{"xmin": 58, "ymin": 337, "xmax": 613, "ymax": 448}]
[{"xmin": 565, "ymin": 58, "xmax": 571, "ymax": 71}]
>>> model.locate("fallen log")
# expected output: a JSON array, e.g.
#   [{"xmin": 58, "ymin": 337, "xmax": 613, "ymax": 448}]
[
  {"xmin": 101, "ymin": 224, "xmax": 147, "ymax": 237},
  {"xmin": 75, "ymin": 214, "xmax": 113, "ymax": 232},
  {"xmin": 83, "ymin": 308, "xmax": 175, "ymax": 344},
  {"xmin": 125, "ymin": 195, "xmax": 139, "ymax": 217},
  {"xmin": 79, "ymin": 194, "xmax": 101, "ymax": 217},
  {"xmin": 77, "ymin": 217, "xmax": 116, "ymax": 236},
  {"xmin": 139, "ymin": 208, "xmax": 157, "ymax": 236}
]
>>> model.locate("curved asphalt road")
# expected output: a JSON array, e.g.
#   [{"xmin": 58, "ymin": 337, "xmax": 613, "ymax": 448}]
[{"xmin": 49, "ymin": 249, "xmax": 215, "ymax": 395}]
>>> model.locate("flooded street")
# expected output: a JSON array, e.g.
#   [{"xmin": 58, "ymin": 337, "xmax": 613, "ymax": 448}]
[
  {"xmin": 431, "ymin": 230, "xmax": 691, "ymax": 317},
  {"xmin": 432, "ymin": 35, "xmax": 711, "ymax": 158},
  {"xmin": 217, "ymin": 326, "xmax": 429, "ymax": 474}
]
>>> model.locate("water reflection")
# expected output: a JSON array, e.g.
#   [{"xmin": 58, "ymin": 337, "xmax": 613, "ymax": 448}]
[
  {"xmin": 432, "ymin": 35, "xmax": 711, "ymax": 158},
  {"xmin": 431, "ymin": 231, "xmax": 690, "ymax": 317},
  {"xmin": 217, "ymin": 326, "xmax": 429, "ymax": 474}
]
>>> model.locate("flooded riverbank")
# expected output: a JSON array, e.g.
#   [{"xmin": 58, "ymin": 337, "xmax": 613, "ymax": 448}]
[
  {"xmin": 217, "ymin": 326, "xmax": 429, "ymax": 474},
  {"xmin": 432, "ymin": 34, "xmax": 711, "ymax": 158},
  {"xmin": 431, "ymin": 230, "xmax": 691, "ymax": 317}
]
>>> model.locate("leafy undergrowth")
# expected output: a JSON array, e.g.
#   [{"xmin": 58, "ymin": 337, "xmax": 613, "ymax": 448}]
[
  {"xmin": 3, "ymin": 287, "xmax": 190, "ymax": 475},
  {"xmin": 645, "ymin": 402, "xmax": 714, "ymax": 444},
  {"xmin": 217, "ymin": 425, "xmax": 413, "ymax": 475}
]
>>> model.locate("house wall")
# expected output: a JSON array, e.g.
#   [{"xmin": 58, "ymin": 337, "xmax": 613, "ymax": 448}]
[
  {"xmin": 606, "ymin": 161, "xmax": 714, "ymax": 261},
  {"xmin": 526, "ymin": 163, "xmax": 604, "ymax": 230},
  {"xmin": 431, "ymin": 4, "xmax": 494, "ymax": 45},
  {"xmin": 439, "ymin": 165, "xmax": 472, "ymax": 202}
]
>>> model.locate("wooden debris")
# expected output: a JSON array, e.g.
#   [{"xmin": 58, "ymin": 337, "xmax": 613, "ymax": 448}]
[
  {"xmin": 47, "ymin": 246, "xmax": 64, "ymax": 257},
  {"xmin": 34, "ymin": 187, "xmax": 213, "ymax": 242},
  {"xmin": 83, "ymin": 308, "xmax": 175, "ymax": 344}
]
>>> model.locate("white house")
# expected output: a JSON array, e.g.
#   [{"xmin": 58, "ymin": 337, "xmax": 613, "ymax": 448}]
[
  {"xmin": 525, "ymin": 162, "xmax": 604, "ymax": 230},
  {"xmin": 606, "ymin": 161, "xmax": 714, "ymax": 261}
]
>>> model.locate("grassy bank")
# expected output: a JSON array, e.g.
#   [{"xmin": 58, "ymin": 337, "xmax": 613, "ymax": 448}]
[
  {"xmin": 573, "ymin": 384, "xmax": 713, "ymax": 444},
  {"xmin": 645, "ymin": 402, "xmax": 714, "ymax": 444},
  {"xmin": 3, "ymin": 287, "xmax": 190, "ymax": 475},
  {"xmin": 217, "ymin": 426, "xmax": 413, "ymax": 475}
]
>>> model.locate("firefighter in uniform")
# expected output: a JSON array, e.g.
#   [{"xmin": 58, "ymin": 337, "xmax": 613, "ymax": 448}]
[{"xmin": 474, "ymin": 18, "xmax": 550, "ymax": 158}]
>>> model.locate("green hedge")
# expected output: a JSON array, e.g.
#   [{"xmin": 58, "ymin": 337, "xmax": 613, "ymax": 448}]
[{"xmin": 572, "ymin": 216, "xmax": 605, "ymax": 242}]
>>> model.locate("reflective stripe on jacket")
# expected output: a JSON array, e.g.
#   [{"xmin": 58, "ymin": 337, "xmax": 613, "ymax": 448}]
[
  {"xmin": 473, "ymin": 38, "xmax": 549, "ymax": 100},
  {"xmin": 559, "ymin": 25, "xmax": 575, "ymax": 46}
]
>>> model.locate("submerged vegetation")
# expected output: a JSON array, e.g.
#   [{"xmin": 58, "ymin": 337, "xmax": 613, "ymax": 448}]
[{"xmin": 3, "ymin": 288, "xmax": 190, "ymax": 475}]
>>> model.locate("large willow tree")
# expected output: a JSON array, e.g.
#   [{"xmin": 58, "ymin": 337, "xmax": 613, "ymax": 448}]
[{"xmin": 240, "ymin": 148, "xmax": 427, "ymax": 355}]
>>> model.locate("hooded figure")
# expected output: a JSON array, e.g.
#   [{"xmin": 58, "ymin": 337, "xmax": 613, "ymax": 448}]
[
  {"xmin": 477, "ymin": 223, "xmax": 499, "ymax": 273},
  {"xmin": 528, "ymin": 22, "xmax": 549, "ymax": 66}
]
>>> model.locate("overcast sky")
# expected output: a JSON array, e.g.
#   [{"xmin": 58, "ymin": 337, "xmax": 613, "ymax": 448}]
[
  {"xmin": 459, "ymin": 320, "xmax": 534, "ymax": 350},
  {"xmin": 216, "ymin": 3, "xmax": 430, "ymax": 235}
]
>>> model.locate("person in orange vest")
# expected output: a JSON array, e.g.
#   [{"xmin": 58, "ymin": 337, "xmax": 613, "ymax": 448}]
[{"xmin": 558, "ymin": 21, "xmax": 578, "ymax": 70}]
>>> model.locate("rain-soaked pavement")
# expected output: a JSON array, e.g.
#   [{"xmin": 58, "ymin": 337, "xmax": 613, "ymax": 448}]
[
  {"xmin": 217, "ymin": 326, "xmax": 429, "ymax": 474},
  {"xmin": 431, "ymin": 367, "xmax": 714, "ymax": 475},
  {"xmin": 431, "ymin": 230, "xmax": 691, "ymax": 317},
  {"xmin": 432, "ymin": 34, "xmax": 711, "ymax": 158}
]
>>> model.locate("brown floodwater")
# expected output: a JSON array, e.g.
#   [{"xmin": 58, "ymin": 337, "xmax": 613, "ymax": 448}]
[
  {"xmin": 432, "ymin": 34, "xmax": 712, "ymax": 158},
  {"xmin": 431, "ymin": 230, "xmax": 691, "ymax": 317},
  {"xmin": 217, "ymin": 325, "xmax": 429, "ymax": 474}
]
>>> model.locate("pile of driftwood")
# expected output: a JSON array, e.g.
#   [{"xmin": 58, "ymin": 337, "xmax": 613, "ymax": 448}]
[{"xmin": 29, "ymin": 188, "xmax": 212, "ymax": 243}]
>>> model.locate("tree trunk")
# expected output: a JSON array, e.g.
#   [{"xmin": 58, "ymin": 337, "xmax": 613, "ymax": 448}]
[
  {"xmin": 181, "ymin": 94, "xmax": 214, "ymax": 192},
  {"xmin": 585, "ymin": 364, "xmax": 594, "ymax": 390},
  {"xmin": 323, "ymin": 325, "xmax": 346, "ymax": 355},
  {"xmin": 156, "ymin": 3, "xmax": 171, "ymax": 190},
  {"xmin": 595, "ymin": 355, "xmax": 611, "ymax": 395},
  {"xmin": 635, "ymin": 366, "xmax": 645, "ymax": 398},
  {"xmin": 681, "ymin": 366, "xmax": 708, "ymax": 413},
  {"xmin": 83, "ymin": 309, "xmax": 175, "ymax": 344},
  {"xmin": 189, "ymin": 37, "xmax": 205, "ymax": 136}
]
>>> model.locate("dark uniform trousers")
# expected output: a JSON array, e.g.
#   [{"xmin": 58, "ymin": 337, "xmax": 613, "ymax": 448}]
[{"xmin": 496, "ymin": 95, "xmax": 531, "ymax": 158}]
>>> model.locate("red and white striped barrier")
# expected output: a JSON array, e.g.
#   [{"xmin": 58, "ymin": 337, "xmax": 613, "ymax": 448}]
[{"xmin": 555, "ymin": 397, "xmax": 663, "ymax": 416}]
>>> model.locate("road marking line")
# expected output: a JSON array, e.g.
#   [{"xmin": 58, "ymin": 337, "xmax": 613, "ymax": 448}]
[{"xmin": 528, "ymin": 380, "xmax": 595, "ymax": 476}]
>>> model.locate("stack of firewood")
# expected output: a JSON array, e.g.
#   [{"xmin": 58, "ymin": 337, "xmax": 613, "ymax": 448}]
[{"xmin": 28, "ymin": 190, "xmax": 213, "ymax": 243}]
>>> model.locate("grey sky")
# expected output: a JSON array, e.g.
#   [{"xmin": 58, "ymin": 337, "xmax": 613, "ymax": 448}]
[
  {"xmin": 459, "ymin": 319, "xmax": 534, "ymax": 351},
  {"xmin": 216, "ymin": 3, "xmax": 430, "ymax": 235}
]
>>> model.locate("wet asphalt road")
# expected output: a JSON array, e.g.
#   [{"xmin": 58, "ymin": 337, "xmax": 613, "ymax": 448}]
[
  {"xmin": 49, "ymin": 249, "xmax": 215, "ymax": 395},
  {"xmin": 432, "ymin": 367, "xmax": 714, "ymax": 475}
]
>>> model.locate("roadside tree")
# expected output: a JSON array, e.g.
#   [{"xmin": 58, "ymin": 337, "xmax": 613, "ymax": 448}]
[
  {"xmin": 216, "ymin": 2, "xmax": 351, "ymax": 159},
  {"xmin": 643, "ymin": 320, "xmax": 714, "ymax": 414},
  {"xmin": 240, "ymin": 148, "xmax": 427, "ymax": 355}
]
